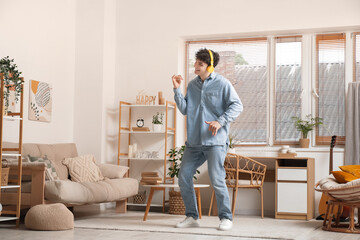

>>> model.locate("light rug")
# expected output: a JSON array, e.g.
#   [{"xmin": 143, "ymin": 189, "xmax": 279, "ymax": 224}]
[{"xmin": 74, "ymin": 211, "xmax": 321, "ymax": 240}]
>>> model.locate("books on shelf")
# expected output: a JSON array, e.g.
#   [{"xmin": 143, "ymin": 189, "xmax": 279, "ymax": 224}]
[
  {"xmin": 140, "ymin": 180, "xmax": 162, "ymax": 185},
  {"xmin": 140, "ymin": 172, "xmax": 162, "ymax": 185},
  {"xmin": 141, "ymin": 172, "xmax": 159, "ymax": 177},
  {"xmin": 132, "ymin": 127, "xmax": 150, "ymax": 132}
]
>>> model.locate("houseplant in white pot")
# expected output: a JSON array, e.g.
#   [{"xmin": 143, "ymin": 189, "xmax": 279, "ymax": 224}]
[
  {"xmin": 152, "ymin": 112, "xmax": 164, "ymax": 132},
  {"xmin": 228, "ymin": 134, "xmax": 236, "ymax": 153},
  {"xmin": 167, "ymin": 145, "xmax": 200, "ymax": 214},
  {"xmin": 292, "ymin": 115, "xmax": 323, "ymax": 148}
]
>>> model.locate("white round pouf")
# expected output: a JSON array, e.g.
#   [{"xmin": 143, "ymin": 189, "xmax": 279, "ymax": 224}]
[{"xmin": 25, "ymin": 203, "xmax": 74, "ymax": 230}]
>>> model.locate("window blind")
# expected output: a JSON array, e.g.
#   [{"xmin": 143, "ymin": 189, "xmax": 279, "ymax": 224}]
[
  {"xmin": 355, "ymin": 33, "xmax": 360, "ymax": 82},
  {"xmin": 316, "ymin": 33, "xmax": 346, "ymax": 145},
  {"xmin": 274, "ymin": 36, "xmax": 302, "ymax": 144}
]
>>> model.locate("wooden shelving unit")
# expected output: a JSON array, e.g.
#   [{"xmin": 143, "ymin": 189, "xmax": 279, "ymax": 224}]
[
  {"xmin": 117, "ymin": 100, "xmax": 176, "ymax": 207},
  {"xmin": 0, "ymin": 73, "xmax": 24, "ymax": 227}
]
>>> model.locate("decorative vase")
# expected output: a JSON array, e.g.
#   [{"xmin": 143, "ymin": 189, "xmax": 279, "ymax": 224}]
[
  {"xmin": 152, "ymin": 124, "xmax": 162, "ymax": 132},
  {"xmin": 228, "ymin": 148, "xmax": 236, "ymax": 154},
  {"xmin": 299, "ymin": 138, "xmax": 310, "ymax": 148}
]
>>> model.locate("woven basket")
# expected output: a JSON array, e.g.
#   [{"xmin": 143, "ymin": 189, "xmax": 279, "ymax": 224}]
[
  {"xmin": 1, "ymin": 167, "xmax": 10, "ymax": 186},
  {"xmin": 169, "ymin": 190, "xmax": 185, "ymax": 215},
  {"xmin": 133, "ymin": 191, "xmax": 146, "ymax": 204}
]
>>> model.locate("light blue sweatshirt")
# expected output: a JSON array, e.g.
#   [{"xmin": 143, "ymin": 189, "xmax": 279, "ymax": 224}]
[{"xmin": 174, "ymin": 72, "xmax": 243, "ymax": 147}]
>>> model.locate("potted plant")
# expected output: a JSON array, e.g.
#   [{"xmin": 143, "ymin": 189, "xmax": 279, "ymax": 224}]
[
  {"xmin": 292, "ymin": 115, "xmax": 323, "ymax": 148},
  {"xmin": 152, "ymin": 112, "xmax": 164, "ymax": 132},
  {"xmin": 228, "ymin": 134, "xmax": 236, "ymax": 153},
  {"xmin": 0, "ymin": 56, "xmax": 23, "ymax": 115},
  {"xmin": 167, "ymin": 145, "xmax": 200, "ymax": 214}
]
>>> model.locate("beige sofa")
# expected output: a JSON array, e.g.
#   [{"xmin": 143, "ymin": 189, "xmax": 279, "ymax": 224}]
[{"xmin": 2, "ymin": 143, "xmax": 138, "ymax": 213}]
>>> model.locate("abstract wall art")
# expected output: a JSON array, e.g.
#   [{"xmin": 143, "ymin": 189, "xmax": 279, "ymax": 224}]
[{"xmin": 28, "ymin": 80, "xmax": 52, "ymax": 122}]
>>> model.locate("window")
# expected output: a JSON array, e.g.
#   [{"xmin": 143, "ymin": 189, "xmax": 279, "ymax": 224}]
[
  {"xmin": 315, "ymin": 33, "xmax": 346, "ymax": 145},
  {"xmin": 186, "ymin": 38, "xmax": 268, "ymax": 145},
  {"xmin": 274, "ymin": 36, "xmax": 302, "ymax": 144},
  {"xmin": 185, "ymin": 31, "xmax": 356, "ymax": 147}
]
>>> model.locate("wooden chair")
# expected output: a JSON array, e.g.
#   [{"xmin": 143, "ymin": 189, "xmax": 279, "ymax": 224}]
[{"xmin": 208, "ymin": 153, "xmax": 267, "ymax": 218}]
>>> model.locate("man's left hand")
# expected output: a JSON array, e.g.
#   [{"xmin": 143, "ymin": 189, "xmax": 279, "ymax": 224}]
[{"xmin": 205, "ymin": 121, "xmax": 221, "ymax": 136}]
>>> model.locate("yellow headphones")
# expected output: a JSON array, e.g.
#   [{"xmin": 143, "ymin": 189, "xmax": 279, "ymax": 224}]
[{"xmin": 207, "ymin": 49, "xmax": 215, "ymax": 73}]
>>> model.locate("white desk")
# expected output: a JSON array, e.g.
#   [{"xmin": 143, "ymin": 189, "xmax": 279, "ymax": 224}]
[{"xmin": 142, "ymin": 183, "xmax": 210, "ymax": 221}]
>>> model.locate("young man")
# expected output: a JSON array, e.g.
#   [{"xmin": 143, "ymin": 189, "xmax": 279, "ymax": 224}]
[{"xmin": 172, "ymin": 48, "xmax": 243, "ymax": 231}]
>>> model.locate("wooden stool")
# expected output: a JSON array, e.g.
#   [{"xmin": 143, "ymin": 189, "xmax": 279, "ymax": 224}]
[{"xmin": 323, "ymin": 200, "xmax": 360, "ymax": 234}]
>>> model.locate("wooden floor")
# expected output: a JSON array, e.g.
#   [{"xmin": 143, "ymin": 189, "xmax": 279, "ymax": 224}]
[{"xmin": 0, "ymin": 205, "xmax": 359, "ymax": 240}]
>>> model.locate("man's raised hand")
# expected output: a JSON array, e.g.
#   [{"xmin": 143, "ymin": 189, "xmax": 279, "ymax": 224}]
[{"xmin": 172, "ymin": 75, "xmax": 183, "ymax": 89}]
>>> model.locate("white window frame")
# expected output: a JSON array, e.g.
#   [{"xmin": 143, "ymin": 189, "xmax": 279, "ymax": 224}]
[{"xmin": 311, "ymin": 31, "xmax": 353, "ymax": 146}]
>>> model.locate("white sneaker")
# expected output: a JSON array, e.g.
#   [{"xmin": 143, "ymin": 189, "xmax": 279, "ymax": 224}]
[
  {"xmin": 175, "ymin": 216, "xmax": 200, "ymax": 228},
  {"xmin": 218, "ymin": 218, "xmax": 233, "ymax": 231}
]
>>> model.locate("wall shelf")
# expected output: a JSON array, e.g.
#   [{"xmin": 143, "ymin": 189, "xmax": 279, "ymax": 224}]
[
  {"xmin": 0, "ymin": 216, "xmax": 19, "ymax": 222},
  {"xmin": 0, "ymin": 185, "xmax": 20, "ymax": 189},
  {"xmin": 121, "ymin": 104, "xmax": 175, "ymax": 109},
  {"xmin": 3, "ymin": 116, "xmax": 22, "ymax": 121},
  {"xmin": 2, "ymin": 153, "xmax": 21, "ymax": 157},
  {"xmin": 0, "ymin": 73, "xmax": 24, "ymax": 227},
  {"xmin": 120, "ymin": 130, "xmax": 175, "ymax": 135},
  {"xmin": 119, "ymin": 157, "xmax": 165, "ymax": 161}
]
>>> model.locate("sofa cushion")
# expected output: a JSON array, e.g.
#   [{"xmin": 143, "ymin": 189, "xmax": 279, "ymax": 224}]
[
  {"xmin": 45, "ymin": 178, "xmax": 139, "ymax": 204},
  {"xmin": 23, "ymin": 143, "xmax": 78, "ymax": 180},
  {"xmin": 318, "ymin": 176, "xmax": 360, "ymax": 190},
  {"xmin": 62, "ymin": 155, "xmax": 104, "ymax": 183},
  {"xmin": 28, "ymin": 155, "xmax": 59, "ymax": 181},
  {"xmin": 98, "ymin": 164, "xmax": 129, "ymax": 179},
  {"xmin": 339, "ymin": 165, "xmax": 360, "ymax": 178},
  {"xmin": 331, "ymin": 171, "xmax": 358, "ymax": 183}
]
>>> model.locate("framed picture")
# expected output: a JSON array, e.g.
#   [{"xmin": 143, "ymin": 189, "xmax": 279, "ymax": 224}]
[
  {"xmin": 28, "ymin": 80, "xmax": 52, "ymax": 122},
  {"xmin": 7, "ymin": 85, "xmax": 16, "ymax": 114}
]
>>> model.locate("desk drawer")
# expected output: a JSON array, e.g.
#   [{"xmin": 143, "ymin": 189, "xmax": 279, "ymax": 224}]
[{"xmin": 277, "ymin": 168, "xmax": 307, "ymax": 181}]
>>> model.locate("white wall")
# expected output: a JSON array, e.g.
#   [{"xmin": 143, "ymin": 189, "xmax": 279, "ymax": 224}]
[
  {"xmin": 0, "ymin": 0, "xmax": 76, "ymax": 144},
  {"xmin": 73, "ymin": 0, "xmax": 105, "ymax": 161}
]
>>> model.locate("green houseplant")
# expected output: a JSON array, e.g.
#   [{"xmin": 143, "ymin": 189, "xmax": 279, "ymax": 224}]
[
  {"xmin": 168, "ymin": 145, "xmax": 200, "ymax": 180},
  {"xmin": 0, "ymin": 56, "xmax": 23, "ymax": 114},
  {"xmin": 167, "ymin": 145, "xmax": 200, "ymax": 215},
  {"xmin": 292, "ymin": 115, "xmax": 323, "ymax": 148},
  {"xmin": 152, "ymin": 112, "xmax": 164, "ymax": 132},
  {"xmin": 228, "ymin": 134, "xmax": 236, "ymax": 153}
]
